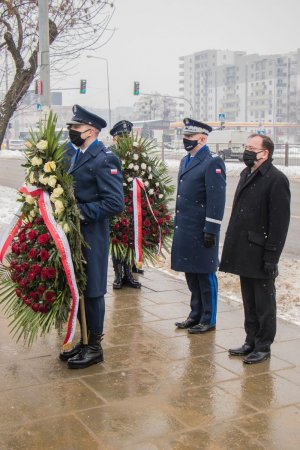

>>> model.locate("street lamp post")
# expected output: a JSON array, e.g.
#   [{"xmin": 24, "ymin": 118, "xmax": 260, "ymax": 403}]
[{"xmin": 86, "ymin": 55, "xmax": 112, "ymax": 130}]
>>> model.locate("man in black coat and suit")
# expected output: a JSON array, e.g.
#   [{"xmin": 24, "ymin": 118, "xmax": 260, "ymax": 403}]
[
  {"xmin": 59, "ymin": 105, "xmax": 124, "ymax": 369},
  {"xmin": 220, "ymin": 134, "xmax": 290, "ymax": 364},
  {"xmin": 172, "ymin": 118, "xmax": 226, "ymax": 334}
]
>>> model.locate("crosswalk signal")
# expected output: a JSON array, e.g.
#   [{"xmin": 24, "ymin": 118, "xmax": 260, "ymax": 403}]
[
  {"xmin": 133, "ymin": 81, "xmax": 140, "ymax": 95},
  {"xmin": 80, "ymin": 79, "xmax": 87, "ymax": 94}
]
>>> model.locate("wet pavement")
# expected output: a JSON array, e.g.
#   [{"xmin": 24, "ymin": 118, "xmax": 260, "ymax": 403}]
[{"xmin": 1, "ymin": 266, "xmax": 300, "ymax": 450}]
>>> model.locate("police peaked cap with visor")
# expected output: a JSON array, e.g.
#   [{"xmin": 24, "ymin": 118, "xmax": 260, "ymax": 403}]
[
  {"xmin": 183, "ymin": 117, "xmax": 212, "ymax": 136},
  {"xmin": 66, "ymin": 104, "xmax": 107, "ymax": 130},
  {"xmin": 110, "ymin": 120, "xmax": 133, "ymax": 137}
]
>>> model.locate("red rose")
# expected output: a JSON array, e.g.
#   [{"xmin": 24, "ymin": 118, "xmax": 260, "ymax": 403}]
[
  {"xmin": 160, "ymin": 205, "xmax": 165, "ymax": 212},
  {"xmin": 10, "ymin": 260, "xmax": 17, "ymax": 268},
  {"xmin": 162, "ymin": 229, "xmax": 169, "ymax": 235},
  {"xmin": 39, "ymin": 249, "xmax": 50, "ymax": 261},
  {"xmin": 24, "ymin": 299, "xmax": 32, "ymax": 306},
  {"xmin": 11, "ymin": 243, "xmax": 20, "ymax": 255},
  {"xmin": 121, "ymin": 234, "xmax": 128, "ymax": 242},
  {"xmin": 46, "ymin": 268, "xmax": 56, "ymax": 279},
  {"xmin": 28, "ymin": 230, "xmax": 37, "ymax": 241},
  {"xmin": 21, "ymin": 262, "xmax": 29, "ymax": 272},
  {"xmin": 112, "ymin": 238, "xmax": 119, "ymax": 245},
  {"xmin": 149, "ymin": 198, "xmax": 154, "ymax": 204},
  {"xmin": 124, "ymin": 196, "xmax": 129, "ymax": 204},
  {"xmin": 142, "ymin": 201, "xmax": 147, "ymax": 208},
  {"xmin": 19, "ymin": 278, "xmax": 28, "ymax": 288},
  {"xmin": 41, "ymin": 268, "xmax": 48, "ymax": 280},
  {"xmin": 15, "ymin": 289, "xmax": 22, "ymax": 298},
  {"xmin": 37, "ymin": 286, "xmax": 46, "ymax": 294},
  {"xmin": 39, "ymin": 304, "xmax": 49, "ymax": 313},
  {"xmin": 31, "ymin": 264, "xmax": 42, "ymax": 274},
  {"xmin": 29, "ymin": 291, "xmax": 39, "ymax": 301},
  {"xmin": 35, "ymin": 217, "xmax": 44, "ymax": 224},
  {"xmin": 142, "ymin": 229, "xmax": 150, "ymax": 236},
  {"xmin": 12, "ymin": 273, "xmax": 19, "ymax": 282},
  {"xmin": 29, "ymin": 248, "xmax": 38, "ymax": 259},
  {"xmin": 24, "ymin": 222, "xmax": 33, "ymax": 229},
  {"xmin": 31, "ymin": 303, "xmax": 39, "ymax": 313},
  {"xmin": 113, "ymin": 223, "xmax": 120, "ymax": 230},
  {"xmin": 18, "ymin": 231, "xmax": 26, "ymax": 243},
  {"xmin": 28, "ymin": 272, "xmax": 36, "ymax": 281},
  {"xmin": 14, "ymin": 264, "xmax": 22, "ymax": 273},
  {"xmin": 126, "ymin": 206, "xmax": 133, "ymax": 214},
  {"xmin": 142, "ymin": 210, "xmax": 147, "ymax": 217},
  {"xmin": 153, "ymin": 210, "xmax": 159, "ymax": 217},
  {"xmin": 45, "ymin": 291, "xmax": 56, "ymax": 303},
  {"xmin": 129, "ymin": 243, "xmax": 134, "ymax": 249},
  {"xmin": 158, "ymin": 218, "xmax": 164, "ymax": 225},
  {"xmin": 20, "ymin": 242, "xmax": 27, "ymax": 253},
  {"xmin": 144, "ymin": 219, "xmax": 151, "ymax": 227},
  {"xmin": 37, "ymin": 233, "xmax": 50, "ymax": 246},
  {"xmin": 121, "ymin": 219, "xmax": 128, "ymax": 227},
  {"xmin": 165, "ymin": 214, "xmax": 171, "ymax": 221}
]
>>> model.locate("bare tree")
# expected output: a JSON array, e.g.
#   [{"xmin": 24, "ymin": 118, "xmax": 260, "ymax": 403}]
[{"xmin": 0, "ymin": 0, "xmax": 115, "ymax": 145}]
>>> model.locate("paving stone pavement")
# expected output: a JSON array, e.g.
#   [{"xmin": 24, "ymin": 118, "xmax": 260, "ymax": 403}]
[{"xmin": 0, "ymin": 266, "xmax": 300, "ymax": 450}]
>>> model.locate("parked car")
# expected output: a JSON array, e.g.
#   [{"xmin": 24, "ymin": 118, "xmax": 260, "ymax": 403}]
[{"xmin": 8, "ymin": 139, "xmax": 26, "ymax": 151}]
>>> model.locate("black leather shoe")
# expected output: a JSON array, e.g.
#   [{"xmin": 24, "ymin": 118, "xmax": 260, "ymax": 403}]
[
  {"xmin": 228, "ymin": 343, "xmax": 254, "ymax": 356},
  {"xmin": 188, "ymin": 323, "xmax": 216, "ymax": 334},
  {"xmin": 59, "ymin": 340, "xmax": 83, "ymax": 361},
  {"xmin": 175, "ymin": 318, "xmax": 199, "ymax": 329},
  {"xmin": 68, "ymin": 333, "xmax": 104, "ymax": 369},
  {"xmin": 243, "ymin": 351, "xmax": 270, "ymax": 364}
]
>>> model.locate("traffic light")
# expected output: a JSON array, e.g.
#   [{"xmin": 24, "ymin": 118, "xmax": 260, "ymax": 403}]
[
  {"xmin": 80, "ymin": 79, "xmax": 87, "ymax": 94},
  {"xmin": 133, "ymin": 81, "xmax": 140, "ymax": 95},
  {"xmin": 35, "ymin": 79, "xmax": 43, "ymax": 95}
]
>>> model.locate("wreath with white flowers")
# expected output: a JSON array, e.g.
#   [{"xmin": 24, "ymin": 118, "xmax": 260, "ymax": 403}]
[{"xmin": 110, "ymin": 134, "xmax": 174, "ymax": 266}]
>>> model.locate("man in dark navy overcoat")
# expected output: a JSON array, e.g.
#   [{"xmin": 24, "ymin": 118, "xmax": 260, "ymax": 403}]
[
  {"xmin": 171, "ymin": 118, "xmax": 226, "ymax": 333},
  {"xmin": 59, "ymin": 105, "xmax": 124, "ymax": 369}
]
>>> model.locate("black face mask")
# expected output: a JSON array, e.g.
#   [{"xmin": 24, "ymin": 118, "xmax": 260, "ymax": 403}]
[
  {"xmin": 243, "ymin": 149, "xmax": 264, "ymax": 168},
  {"xmin": 183, "ymin": 138, "xmax": 199, "ymax": 152},
  {"xmin": 69, "ymin": 128, "xmax": 91, "ymax": 147}
]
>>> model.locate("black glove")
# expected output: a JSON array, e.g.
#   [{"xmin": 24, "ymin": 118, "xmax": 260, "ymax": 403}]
[
  {"xmin": 203, "ymin": 233, "xmax": 216, "ymax": 248},
  {"xmin": 263, "ymin": 262, "xmax": 278, "ymax": 278}
]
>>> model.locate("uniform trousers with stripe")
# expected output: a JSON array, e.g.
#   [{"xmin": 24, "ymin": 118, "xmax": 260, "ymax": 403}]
[
  {"xmin": 240, "ymin": 276, "xmax": 276, "ymax": 352},
  {"xmin": 77, "ymin": 296, "xmax": 105, "ymax": 334},
  {"xmin": 185, "ymin": 273, "xmax": 218, "ymax": 325}
]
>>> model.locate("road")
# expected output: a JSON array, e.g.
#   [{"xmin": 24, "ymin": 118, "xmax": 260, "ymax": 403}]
[{"xmin": 0, "ymin": 157, "xmax": 299, "ymax": 259}]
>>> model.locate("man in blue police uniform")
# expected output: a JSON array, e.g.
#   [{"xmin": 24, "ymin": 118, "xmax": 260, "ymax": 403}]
[
  {"xmin": 109, "ymin": 120, "xmax": 142, "ymax": 289},
  {"xmin": 171, "ymin": 118, "xmax": 226, "ymax": 333},
  {"xmin": 59, "ymin": 105, "xmax": 124, "ymax": 369}
]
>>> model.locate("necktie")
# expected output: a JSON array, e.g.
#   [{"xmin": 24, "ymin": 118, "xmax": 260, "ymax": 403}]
[{"xmin": 76, "ymin": 149, "xmax": 84, "ymax": 164}]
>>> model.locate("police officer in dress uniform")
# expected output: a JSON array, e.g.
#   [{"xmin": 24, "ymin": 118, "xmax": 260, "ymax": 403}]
[
  {"xmin": 220, "ymin": 134, "xmax": 290, "ymax": 364},
  {"xmin": 109, "ymin": 120, "xmax": 142, "ymax": 289},
  {"xmin": 59, "ymin": 105, "xmax": 124, "ymax": 369},
  {"xmin": 171, "ymin": 118, "xmax": 226, "ymax": 333}
]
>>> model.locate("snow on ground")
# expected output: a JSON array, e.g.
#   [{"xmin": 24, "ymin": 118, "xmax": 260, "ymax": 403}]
[
  {"xmin": 0, "ymin": 150, "xmax": 25, "ymax": 159},
  {"xmin": 0, "ymin": 185, "xmax": 19, "ymax": 224}
]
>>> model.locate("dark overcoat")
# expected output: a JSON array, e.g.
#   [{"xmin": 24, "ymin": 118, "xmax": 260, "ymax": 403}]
[
  {"xmin": 219, "ymin": 159, "xmax": 290, "ymax": 279},
  {"xmin": 68, "ymin": 140, "xmax": 124, "ymax": 297},
  {"xmin": 63, "ymin": 141, "xmax": 76, "ymax": 171},
  {"xmin": 171, "ymin": 145, "xmax": 226, "ymax": 273}
]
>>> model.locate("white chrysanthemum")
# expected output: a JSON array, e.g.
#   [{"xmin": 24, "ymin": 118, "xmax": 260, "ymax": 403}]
[
  {"xmin": 36, "ymin": 140, "xmax": 48, "ymax": 151},
  {"xmin": 158, "ymin": 194, "xmax": 163, "ymax": 199},
  {"xmin": 25, "ymin": 195, "xmax": 35, "ymax": 205},
  {"xmin": 63, "ymin": 223, "xmax": 70, "ymax": 234},
  {"xmin": 155, "ymin": 182, "xmax": 159, "ymax": 187},
  {"xmin": 141, "ymin": 163, "xmax": 147, "ymax": 170},
  {"xmin": 47, "ymin": 175, "xmax": 57, "ymax": 188},
  {"xmin": 148, "ymin": 189, "xmax": 154, "ymax": 195},
  {"xmin": 128, "ymin": 163, "xmax": 134, "ymax": 169},
  {"xmin": 148, "ymin": 174, "xmax": 153, "ymax": 179},
  {"xmin": 133, "ymin": 165, "xmax": 139, "ymax": 171},
  {"xmin": 44, "ymin": 161, "xmax": 56, "ymax": 173},
  {"xmin": 29, "ymin": 172, "xmax": 36, "ymax": 185},
  {"xmin": 54, "ymin": 199, "xmax": 64, "ymax": 215},
  {"xmin": 38, "ymin": 175, "xmax": 49, "ymax": 185},
  {"xmin": 148, "ymin": 166, "xmax": 152, "ymax": 172},
  {"xmin": 29, "ymin": 209, "xmax": 36, "ymax": 218},
  {"xmin": 127, "ymin": 177, "xmax": 133, "ymax": 183},
  {"xmin": 133, "ymin": 153, "xmax": 139, "ymax": 160},
  {"xmin": 24, "ymin": 141, "xmax": 33, "ymax": 149},
  {"xmin": 31, "ymin": 156, "xmax": 43, "ymax": 167},
  {"xmin": 52, "ymin": 185, "xmax": 64, "ymax": 198},
  {"xmin": 144, "ymin": 180, "xmax": 149, "ymax": 187}
]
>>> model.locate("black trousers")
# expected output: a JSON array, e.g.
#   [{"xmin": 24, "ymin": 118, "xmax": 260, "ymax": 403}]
[
  {"xmin": 185, "ymin": 272, "xmax": 218, "ymax": 325},
  {"xmin": 77, "ymin": 296, "xmax": 105, "ymax": 334},
  {"xmin": 240, "ymin": 276, "xmax": 276, "ymax": 352}
]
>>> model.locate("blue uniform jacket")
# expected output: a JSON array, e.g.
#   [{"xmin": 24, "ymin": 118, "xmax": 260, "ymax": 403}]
[
  {"xmin": 63, "ymin": 141, "xmax": 77, "ymax": 171},
  {"xmin": 68, "ymin": 140, "xmax": 124, "ymax": 297},
  {"xmin": 171, "ymin": 145, "xmax": 226, "ymax": 273}
]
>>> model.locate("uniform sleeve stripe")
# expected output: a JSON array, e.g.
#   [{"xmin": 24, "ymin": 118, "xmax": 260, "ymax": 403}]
[{"xmin": 206, "ymin": 217, "xmax": 222, "ymax": 225}]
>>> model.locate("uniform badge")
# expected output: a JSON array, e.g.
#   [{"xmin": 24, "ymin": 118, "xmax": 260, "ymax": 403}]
[
  {"xmin": 216, "ymin": 168, "xmax": 222, "ymax": 174},
  {"xmin": 111, "ymin": 169, "xmax": 118, "ymax": 175}
]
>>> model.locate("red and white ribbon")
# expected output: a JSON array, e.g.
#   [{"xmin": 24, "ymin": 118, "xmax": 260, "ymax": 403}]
[
  {"xmin": 132, "ymin": 178, "xmax": 162, "ymax": 267},
  {"xmin": 0, "ymin": 185, "xmax": 79, "ymax": 346}
]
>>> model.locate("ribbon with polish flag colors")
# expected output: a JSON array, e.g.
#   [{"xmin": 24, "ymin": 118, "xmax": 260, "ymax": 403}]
[{"xmin": 132, "ymin": 177, "xmax": 162, "ymax": 268}]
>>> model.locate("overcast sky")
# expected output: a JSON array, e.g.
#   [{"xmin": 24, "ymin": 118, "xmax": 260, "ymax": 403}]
[{"xmin": 56, "ymin": 0, "xmax": 300, "ymax": 109}]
